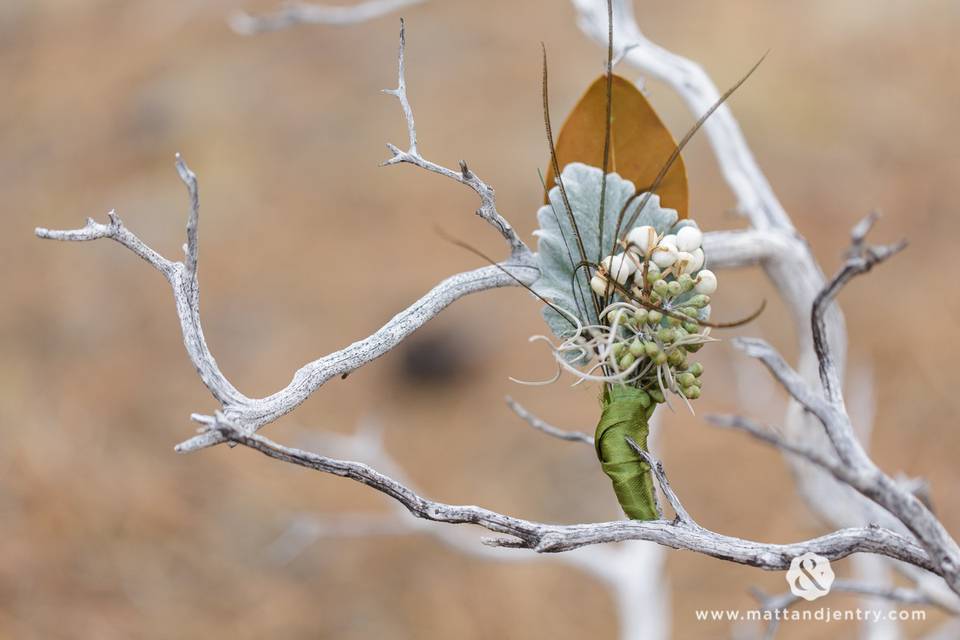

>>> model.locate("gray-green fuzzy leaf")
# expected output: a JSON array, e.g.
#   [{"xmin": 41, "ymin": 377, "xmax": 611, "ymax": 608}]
[{"xmin": 532, "ymin": 163, "xmax": 678, "ymax": 337}]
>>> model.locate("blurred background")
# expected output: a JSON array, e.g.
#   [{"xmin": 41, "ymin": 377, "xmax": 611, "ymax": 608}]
[{"xmin": 3, "ymin": 0, "xmax": 959, "ymax": 637}]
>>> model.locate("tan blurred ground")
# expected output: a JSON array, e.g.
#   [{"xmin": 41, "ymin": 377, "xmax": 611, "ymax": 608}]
[{"xmin": 2, "ymin": 1, "xmax": 960, "ymax": 638}]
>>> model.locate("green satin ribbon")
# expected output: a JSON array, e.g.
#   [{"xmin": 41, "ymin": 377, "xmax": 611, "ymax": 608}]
[{"xmin": 595, "ymin": 385, "xmax": 658, "ymax": 520}]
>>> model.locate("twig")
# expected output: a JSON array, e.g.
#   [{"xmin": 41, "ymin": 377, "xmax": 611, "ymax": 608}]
[
  {"xmin": 230, "ymin": 0, "xmax": 423, "ymax": 35},
  {"xmin": 382, "ymin": 21, "xmax": 527, "ymax": 257},
  {"xmin": 208, "ymin": 415, "xmax": 938, "ymax": 573},
  {"xmin": 505, "ymin": 397, "xmax": 594, "ymax": 446},
  {"xmin": 811, "ymin": 212, "xmax": 907, "ymax": 407},
  {"xmin": 722, "ymin": 218, "xmax": 960, "ymax": 595},
  {"xmin": 626, "ymin": 440, "xmax": 691, "ymax": 525},
  {"xmin": 35, "ymin": 1, "xmax": 960, "ymax": 613}
]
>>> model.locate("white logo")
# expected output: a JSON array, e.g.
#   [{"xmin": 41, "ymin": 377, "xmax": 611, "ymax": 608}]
[{"xmin": 785, "ymin": 552, "xmax": 835, "ymax": 601}]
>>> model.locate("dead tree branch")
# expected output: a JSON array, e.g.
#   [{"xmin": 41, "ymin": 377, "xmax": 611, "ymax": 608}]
[
  {"xmin": 36, "ymin": 3, "xmax": 960, "ymax": 611},
  {"xmin": 230, "ymin": 0, "xmax": 423, "ymax": 35}
]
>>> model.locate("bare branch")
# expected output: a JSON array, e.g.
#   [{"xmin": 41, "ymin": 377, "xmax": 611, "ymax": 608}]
[
  {"xmin": 230, "ymin": 0, "xmax": 423, "ymax": 35},
  {"xmin": 573, "ymin": 0, "xmax": 960, "ymax": 606},
  {"xmin": 269, "ymin": 422, "xmax": 672, "ymax": 640},
  {"xmin": 36, "ymin": 210, "xmax": 175, "ymax": 276},
  {"xmin": 572, "ymin": 0, "xmax": 792, "ymax": 232},
  {"xmin": 626, "ymin": 440, "xmax": 692, "ymax": 526},
  {"xmin": 728, "ymin": 337, "xmax": 857, "ymax": 462},
  {"xmin": 35, "ymin": 158, "xmax": 247, "ymax": 409},
  {"xmin": 175, "ymin": 256, "xmax": 537, "ymax": 453},
  {"xmin": 36, "ymin": 0, "xmax": 960, "ymax": 616},
  {"xmin": 706, "ymin": 414, "xmax": 844, "ymax": 480},
  {"xmin": 506, "ymin": 397, "xmax": 594, "ymax": 446},
  {"xmin": 700, "ymin": 228, "xmax": 801, "ymax": 269},
  {"xmin": 175, "ymin": 153, "xmax": 200, "ymax": 289},
  {"xmin": 209, "ymin": 416, "xmax": 938, "ymax": 573},
  {"xmin": 812, "ymin": 212, "xmax": 907, "ymax": 406},
  {"xmin": 36, "ymin": 155, "xmax": 537, "ymax": 455},
  {"xmin": 383, "ymin": 18, "xmax": 418, "ymax": 155},
  {"xmin": 382, "ymin": 21, "xmax": 528, "ymax": 256},
  {"xmin": 730, "ymin": 331, "xmax": 960, "ymax": 594}
]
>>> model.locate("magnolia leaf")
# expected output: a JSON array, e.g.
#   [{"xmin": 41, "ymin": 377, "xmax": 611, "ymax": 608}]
[
  {"xmin": 544, "ymin": 74, "xmax": 688, "ymax": 220},
  {"xmin": 532, "ymin": 163, "xmax": 678, "ymax": 338}
]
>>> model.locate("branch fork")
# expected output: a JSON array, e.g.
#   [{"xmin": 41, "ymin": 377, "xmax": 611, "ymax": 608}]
[{"xmin": 35, "ymin": 3, "xmax": 960, "ymax": 618}]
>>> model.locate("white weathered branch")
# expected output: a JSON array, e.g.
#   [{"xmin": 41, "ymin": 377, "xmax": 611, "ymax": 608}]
[
  {"xmin": 572, "ymin": 0, "xmax": 791, "ymax": 233},
  {"xmin": 37, "ymin": 189, "xmax": 536, "ymax": 452},
  {"xmin": 383, "ymin": 20, "xmax": 528, "ymax": 258},
  {"xmin": 811, "ymin": 212, "xmax": 907, "ymax": 409},
  {"xmin": 268, "ymin": 423, "xmax": 671, "ymax": 640},
  {"xmin": 36, "ymin": 0, "xmax": 960, "ymax": 617},
  {"xmin": 713, "ymin": 221, "xmax": 960, "ymax": 596},
  {"xmin": 506, "ymin": 397, "xmax": 594, "ymax": 446},
  {"xmin": 571, "ymin": 1, "xmax": 960, "ymax": 626},
  {"xmin": 206, "ymin": 414, "xmax": 937, "ymax": 573},
  {"xmin": 230, "ymin": 0, "xmax": 423, "ymax": 34},
  {"xmin": 35, "ymin": 192, "xmax": 247, "ymax": 410},
  {"xmin": 37, "ymin": 26, "xmax": 538, "ymax": 455}
]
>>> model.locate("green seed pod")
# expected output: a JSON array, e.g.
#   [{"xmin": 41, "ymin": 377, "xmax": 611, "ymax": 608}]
[
  {"xmin": 619, "ymin": 352, "xmax": 636, "ymax": 369},
  {"xmin": 647, "ymin": 310, "xmax": 663, "ymax": 325},
  {"xmin": 681, "ymin": 306, "xmax": 699, "ymax": 318},
  {"xmin": 677, "ymin": 372, "xmax": 696, "ymax": 387},
  {"xmin": 634, "ymin": 308, "xmax": 648, "ymax": 323},
  {"xmin": 643, "ymin": 341, "xmax": 660, "ymax": 357},
  {"xmin": 685, "ymin": 342, "xmax": 704, "ymax": 353},
  {"xmin": 689, "ymin": 294, "xmax": 711, "ymax": 308},
  {"xmin": 629, "ymin": 338, "xmax": 645, "ymax": 357},
  {"xmin": 667, "ymin": 314, "xmax": 682, "ymax": 327},
  {"xmin": 678, "ymin": 273, "xmax": 694, "ymax": 292},
  {"xmin": 612, "ymin": 342, "xmax": 626, "ymax": 358},
  {"xmin": 683, "ymin": 385, "xmax": 701, "ymax": 399},
  {"xmin": 667, "ymin": 281, "xmax": 682, "ymax": 297},
  {"xmin": 648, "ymin": 388, "xmax": 665, "ymax": 403},
  {"xmin": 654, "ymin": 352, "xmax": 668, "ymax": 365},
  {"xmin": 688, "ymin": 362, "xmax": 704, "ymax": 377},
  {"xmin": 657, "ymin": 327, "xmax": 676, "ymax": 343},
  {"xmin": 636, "ymin": 390, "xmax": 652, "ymax": 408},
  {"xmin": 667, "ymin": 348, "xmax": 686, "ymax": 366},
  {"xmin": 653, "ymin": 279, "xmax": 669, "ymax": 296},
  {"xmin": 683, "ymin": 321, "xmax": 700, "ymax": 334},
  {"xmin": 646, "ymin": 266, "xmax": 662, "ymax": 284}
]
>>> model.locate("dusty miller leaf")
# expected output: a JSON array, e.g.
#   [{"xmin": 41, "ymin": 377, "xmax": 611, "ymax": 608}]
[{"xmin": 532, "ymin": 163, "xmax": 678, "ymax": 338}]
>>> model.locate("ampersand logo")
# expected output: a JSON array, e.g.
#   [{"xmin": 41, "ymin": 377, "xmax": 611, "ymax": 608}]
[{"xmin": 785, "ymin": 552, "xmax": 835, "ymax": 601}]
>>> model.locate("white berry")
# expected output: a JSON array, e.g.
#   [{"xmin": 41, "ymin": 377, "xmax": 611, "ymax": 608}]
[
  {"xmin": 601, "ymin": 253, "xmax": 637, "ymax": 285},
  {"xmin": 694, "ymin": 269, "xmax": 717, "ymax": 294},
  {"xmin": 651, "ymin": 241, "xmax": 678, "ymax": 268},
  {"xmin": 676, "ymin": 251, "xmax": 697, "ymax": 275},
  {"xmin": 625, "ymin": 225, "xmax": 658, "ymax": 255},
  {"xmin": 676, "ymin": 226, "xmax": 703, "ymax": 252},
  {"xmin": 591, "ymin": 274, "xmax": 612, "ymax": 296},
  {"xmin": 687, "ymin": 247, "xmax": 705, "ymax": 273}
]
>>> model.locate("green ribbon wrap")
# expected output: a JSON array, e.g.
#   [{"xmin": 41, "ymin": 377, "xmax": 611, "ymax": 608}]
[{"xmin": 595, "ymin": 386, "xmax": 658, "ymax": 520}]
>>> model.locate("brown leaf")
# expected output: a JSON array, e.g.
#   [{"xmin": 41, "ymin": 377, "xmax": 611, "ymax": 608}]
[{"xmin": 544, "ymin": 74, "xmax": 688, "ymax": 219}]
